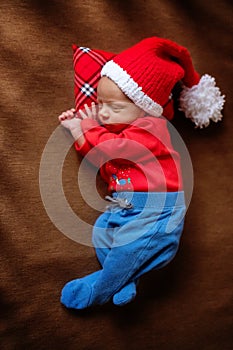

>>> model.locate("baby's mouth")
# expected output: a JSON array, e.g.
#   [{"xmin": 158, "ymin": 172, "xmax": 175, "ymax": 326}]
[{"xmin": 100, "ymin": 116, "xmax": 110, "ymax": 122}]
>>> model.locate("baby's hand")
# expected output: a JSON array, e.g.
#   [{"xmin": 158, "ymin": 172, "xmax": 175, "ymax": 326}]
[
  {"xmin": 58, "ymin": 104, "xmax": 97, "ymax": 144},
  {"xmin": 58, "ymin": 108, "xmax": 82, "ymax": 133},
  {"xmin": 79, "ymin": 102, "xmax": 98, "ymax": 120},
  {"xmin": 58, "ymin": 108, "xmax": 76, "ymax": 122}
]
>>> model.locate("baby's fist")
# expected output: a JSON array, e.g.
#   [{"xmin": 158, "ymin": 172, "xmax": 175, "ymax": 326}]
[{"xmin": 58, "ymin": 108, "xmax": 76, "ymax": 122}]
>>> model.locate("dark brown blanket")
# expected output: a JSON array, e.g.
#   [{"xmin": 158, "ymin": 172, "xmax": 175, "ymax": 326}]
[{"xmin": 1, "ymin": 1, "xmax": 232, "ymax": 349}]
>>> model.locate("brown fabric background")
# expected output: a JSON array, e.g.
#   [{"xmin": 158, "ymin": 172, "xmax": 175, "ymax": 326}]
[{"xmin": 1, "ymin": 1, "xmax": 232, "ymax": 349}]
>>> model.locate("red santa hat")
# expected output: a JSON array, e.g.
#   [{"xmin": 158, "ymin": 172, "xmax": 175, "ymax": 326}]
[{"xmin": 101, "ymin": 37, "xmax": 225, "ymax": 128}]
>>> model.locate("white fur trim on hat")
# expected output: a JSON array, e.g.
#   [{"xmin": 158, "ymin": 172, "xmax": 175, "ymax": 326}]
[
  {"xmin": 179, "ymin": 74, "xmax": 225, "ymax": 128},
  {"xmin": 101, "ymin": 60, "xmax": 163, "ymax": 117}
]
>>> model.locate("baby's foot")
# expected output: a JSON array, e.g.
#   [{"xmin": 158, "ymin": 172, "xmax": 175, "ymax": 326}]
[
  {"xmin": 61, "ymin": 272, "xmax": 138, "ymax": 309},
  {"xmin": 113, "ymin": 281, "xmax": 137, "ymax": 306},
  {"xmin": 77, "ymin": 271, "xmax": 137, "ymax": 306},
  {"xmin": 61, "ymin": 279, "xmax": 92, "ymax": 309}
]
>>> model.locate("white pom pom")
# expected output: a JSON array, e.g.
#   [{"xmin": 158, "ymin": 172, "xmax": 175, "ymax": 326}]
[{"xmin": 179, "ymin": 74, "xmax": 225, "ymax": 128}]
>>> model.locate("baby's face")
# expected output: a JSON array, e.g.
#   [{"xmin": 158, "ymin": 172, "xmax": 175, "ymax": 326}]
[{"xmin": 97, "ymin": 77, "xmax": 144, "ymax": 125}]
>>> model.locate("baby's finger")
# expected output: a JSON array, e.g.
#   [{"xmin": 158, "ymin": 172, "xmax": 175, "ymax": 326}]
[
  {"xmin": 91, "ymin": 102, "xmax": 97, "ymax": 119},
  {"xmin": 58, "ymin": 112, "xmax": 68, "ymax": 121},
  {"xmin": 79, "ymin": 109, "xmax": 88, "ymax": 119},
  {"xmin": 84, "ymin": 104, "xmax": 93, "ymax": 118},
  {"xmin": 64, "ymin": 111, "xmax": 73, "ymax": 120}
]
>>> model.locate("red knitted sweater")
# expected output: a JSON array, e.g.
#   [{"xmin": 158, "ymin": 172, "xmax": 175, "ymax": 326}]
[{"xmin": 75, "ymin": 116, "xmax": 183, "ymax": 192}]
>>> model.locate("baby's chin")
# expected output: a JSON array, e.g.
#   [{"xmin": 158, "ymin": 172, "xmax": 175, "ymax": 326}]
[{"xmin": 102, "ymin": 122, "xmax": 130, "ymax": 133}]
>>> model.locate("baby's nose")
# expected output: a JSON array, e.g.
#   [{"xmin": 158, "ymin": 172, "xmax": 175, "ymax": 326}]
[{"xmin": 99, "ymin": 105, "xmax": 110, "ymax": 118}]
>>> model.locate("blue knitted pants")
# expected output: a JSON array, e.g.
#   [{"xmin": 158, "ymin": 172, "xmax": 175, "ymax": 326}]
[{"xmin": 61, "ymin": 191, "xmax": 186, "ymax": 309}]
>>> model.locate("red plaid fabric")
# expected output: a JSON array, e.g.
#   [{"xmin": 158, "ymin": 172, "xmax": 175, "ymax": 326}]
[{"xmin": 73, "ymin": 45, "xmax": 115, "ymax": 111}]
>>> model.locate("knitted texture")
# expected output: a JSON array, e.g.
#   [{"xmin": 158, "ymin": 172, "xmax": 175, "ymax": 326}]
[
  {"xmin": 73, "ymin": 37, "xmax": 224, "ymax": 127},
  {"xmin": 101, "ymin": 36, "xmax": 225, "ymax": 127},
  {"xmin": 75, "ymin": 117, "xmax": 183, "ymax": 192},
  {"xmin": 101, "ymin": 37, "xmax": 200, "ymax": 116}
]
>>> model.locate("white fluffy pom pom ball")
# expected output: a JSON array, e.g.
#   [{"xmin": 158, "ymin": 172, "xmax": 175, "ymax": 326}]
[{"xmin": 179, "ymin": 74, "xmax": 225, "ymax": 128}]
